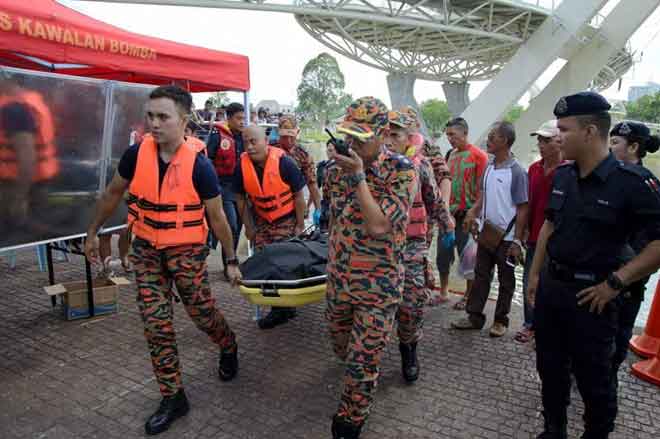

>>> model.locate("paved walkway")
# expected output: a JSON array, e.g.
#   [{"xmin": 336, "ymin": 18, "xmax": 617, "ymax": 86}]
[{"xmin": 0, "ymin": 248, "xmax": 658, "ymax": 439}]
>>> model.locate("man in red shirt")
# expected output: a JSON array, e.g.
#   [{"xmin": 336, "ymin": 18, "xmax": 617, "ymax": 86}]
[
  {"xmin": 516, "ymin": 120, "xmax": 563, "ymax": 343},
  {"xmin": 437, "ymin": 118, "xmax": 488, "ymax": 307}
]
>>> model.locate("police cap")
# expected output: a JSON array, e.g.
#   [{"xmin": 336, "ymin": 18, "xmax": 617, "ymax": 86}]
[
  {"xmin": 610, "ymin": 121, "xmax": 651, "ymax": 140},
  {"xmin": 553, "ymin": 91, "xmax": 611, "ymax": 119}
]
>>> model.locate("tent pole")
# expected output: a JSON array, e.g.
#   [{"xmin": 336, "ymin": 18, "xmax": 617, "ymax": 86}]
[{"xmin": 243, "ymin": 91, "xmax": 250, "ymax": 125}]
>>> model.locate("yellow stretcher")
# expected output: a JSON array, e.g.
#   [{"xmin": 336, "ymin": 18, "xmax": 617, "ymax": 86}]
[{"xmin": 238, "ymin": 275, "xmax": 326, "ymax": 307}]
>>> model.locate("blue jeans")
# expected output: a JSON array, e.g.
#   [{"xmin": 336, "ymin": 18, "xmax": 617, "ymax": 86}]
[
  {"xmin": 210, "ymin": 184, "xmax": 242, "ymax": 259},
  {"xmin": 521, "ymin": 243, "xmax": 536, "ymax": 329}
]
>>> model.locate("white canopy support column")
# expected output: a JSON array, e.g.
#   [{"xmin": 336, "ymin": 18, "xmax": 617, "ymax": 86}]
[
  {"xmin": 442, "ymin": 81, "xmax": 470, "ymax": 117},
  {"xmin": 439, "ymin": 0, "xmax": 609, "ymax": 149},
  {"xmin": 514, "ymin": 0, "xmax": 660, "ymax": 165},
  {"xmin": 386, "ymin": 72, "xmax": 429, "ymax": 137}
]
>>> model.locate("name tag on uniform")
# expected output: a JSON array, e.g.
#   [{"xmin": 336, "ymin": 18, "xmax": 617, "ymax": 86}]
[
  {"xmin": 596, "ymin": 199, "xmax": 610, "ymax": 206},
  {"xmin": 552, "ymin": 189, "xmax": 564, "ymax": 196}
]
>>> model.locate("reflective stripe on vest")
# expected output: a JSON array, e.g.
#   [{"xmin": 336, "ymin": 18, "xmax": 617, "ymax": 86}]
[
  {"xmin": 0, "ymin": 91, "xmax": 59, "ymax": 181},
  {"xmin": 406, "ymin": 152, "xmax": 428, "ymax": 238},
  {"xmin": 127, "ymin": 135, "xmax": 208, "ymax": 249},
  {"xmin": 240, "ymin": 147, "xmax": 295, "ymax": 223}
]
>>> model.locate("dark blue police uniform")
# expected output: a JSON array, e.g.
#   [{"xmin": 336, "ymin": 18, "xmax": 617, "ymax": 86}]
[
  {"xmin": 608, "ymin": 121, "xmax": 660, "ymax": 381},
  {"xmin": 535, "ymin": 93, "xmax": 660, "ymax": 439}
]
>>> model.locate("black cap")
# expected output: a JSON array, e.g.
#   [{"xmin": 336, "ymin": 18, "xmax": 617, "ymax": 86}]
[
  {"xmin": 610, "ymin": 121, "xmax": 650, "ymax": 139},
  {"xmin": 553, "ymin": 91, "xmax": 611, "ymax": 118}
]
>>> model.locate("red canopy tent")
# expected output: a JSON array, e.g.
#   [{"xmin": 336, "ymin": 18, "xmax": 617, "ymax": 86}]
[{"xmin": 0, "ymin": 0, "xmax": 250, "ymax": 92}]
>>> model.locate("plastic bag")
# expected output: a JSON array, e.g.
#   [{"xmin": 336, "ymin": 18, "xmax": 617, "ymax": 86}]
[{"xmin": 457, "ymin": 235, "xmax": 478, "ymax": 280}]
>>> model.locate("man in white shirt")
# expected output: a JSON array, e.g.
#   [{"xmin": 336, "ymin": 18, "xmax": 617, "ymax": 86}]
[{"xmin": 451, "ymin": 121, "xmax": 529, "ymax": 337}]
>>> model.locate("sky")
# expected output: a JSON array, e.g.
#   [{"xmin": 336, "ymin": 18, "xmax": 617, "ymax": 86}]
[{"xmin": 59, "ymin": 0, "xmax": 660, "ymax": 110}]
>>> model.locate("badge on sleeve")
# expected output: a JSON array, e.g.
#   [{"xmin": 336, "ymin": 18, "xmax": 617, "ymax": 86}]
[{"xmin": 645, "ymin": 178, "xmax": 660, "ymax": 195}]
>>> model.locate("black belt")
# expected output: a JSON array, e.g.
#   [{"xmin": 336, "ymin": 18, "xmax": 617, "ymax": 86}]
[{"xmin": 547, "ymin": 259, "xmax": 608, "ymax": 283}]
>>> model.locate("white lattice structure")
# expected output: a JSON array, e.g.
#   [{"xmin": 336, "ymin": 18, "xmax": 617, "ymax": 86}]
[{"xmin": 84, "ymin": 0, "xmax": 631, "ymax": 90}]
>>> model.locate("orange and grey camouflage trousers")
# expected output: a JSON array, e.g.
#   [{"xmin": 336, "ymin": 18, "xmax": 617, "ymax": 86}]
[
  {"xmin": 326, "ymin": 264, "xmax": 402, "ymax": 426},
  {"xmin": 396, "ymin": 239, "xmax": 431, "ymax": 345},
  {"xmin": 130, "ymin": 238, "xmax": 236, "ymax": 397}
]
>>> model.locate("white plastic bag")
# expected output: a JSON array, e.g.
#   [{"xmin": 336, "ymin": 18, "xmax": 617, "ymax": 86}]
[{"xmin": 457, "ymin": 235, "xmax": 478, "ymax": 280}]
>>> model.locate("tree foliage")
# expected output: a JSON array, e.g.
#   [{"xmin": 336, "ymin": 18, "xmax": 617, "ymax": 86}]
[
  {"xmin": 626, "ymin": 92, "xmax": 660, "ymax": 123},
  {"xmin": 208, "ymin": 92, "xmax": 229, "ymax": 108},
  {"xmin": 503, "ymin": 105, "xmax": 524, "ymax": 123},
  {"xmin": 296, "ymin": 53, "xmax": 348, "ymax": 127},
  {"xmin": 420, "ymin": 99, "xmax": 451, "ymax": 135}
]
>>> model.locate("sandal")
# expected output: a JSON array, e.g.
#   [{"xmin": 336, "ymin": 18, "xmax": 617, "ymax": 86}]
[
  {"xmin": 514, "ymin": 328, "xmax": 534, "ymax": 343},
  {"xmin": 429, "ymin": 289, "xmax": 449, "ymax": 306},
  {"xmin": 452, "ymin": 298, "xmax": 467, "ymax": 311}
]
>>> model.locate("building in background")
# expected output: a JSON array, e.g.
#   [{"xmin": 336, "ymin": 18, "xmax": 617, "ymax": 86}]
[{"xmin": 628, "ymin": 82, "xmax": 660, "ymax": 102}]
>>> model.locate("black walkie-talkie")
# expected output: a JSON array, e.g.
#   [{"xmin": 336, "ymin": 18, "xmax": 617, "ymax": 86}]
[{"xmin": 325, "ymin": 128, "xmax": 350, "ymax": 157}]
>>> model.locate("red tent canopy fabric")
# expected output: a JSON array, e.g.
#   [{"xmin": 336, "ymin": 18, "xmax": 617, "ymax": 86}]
[{"xmin": 0, "ymin": 0, "xmax": 250, "ymax": 92}]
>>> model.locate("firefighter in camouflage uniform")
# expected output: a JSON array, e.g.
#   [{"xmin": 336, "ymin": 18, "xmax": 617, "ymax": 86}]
[
  {"xmin": 400, "ymin": 105, "xmax": 454, "ymax": 304},
  {"xmin": 274, "ymin": 115, "xmax": 322, "ymax": 213},
  {"xmin": 85, "ymin": 86, "xmax": 241, "ymax": 436},
  {"xmin": 387, "ymin": 110, "xmax": 449, "ymax": 383},
  {"xmin": 323, "ymin": 97, "xmax": 417, "ymax": 439}
]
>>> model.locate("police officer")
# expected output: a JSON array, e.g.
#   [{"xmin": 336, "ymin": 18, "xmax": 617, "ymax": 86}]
[
  {"xmin": 609, "ymin": 121, "xmax": 660, "ymax": 383},
  {"xmin": 527, "ymin": 92, "xmax": 660, "ymax": 439},
  {"xmin": 324, "ymin": 97, "xmax": 417, "ymax": 438}
]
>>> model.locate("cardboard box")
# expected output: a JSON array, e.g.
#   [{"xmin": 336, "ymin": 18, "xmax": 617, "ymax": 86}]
[{"xmin": 44, "ymin": 277, "xmax": 130, "ymax": 320}]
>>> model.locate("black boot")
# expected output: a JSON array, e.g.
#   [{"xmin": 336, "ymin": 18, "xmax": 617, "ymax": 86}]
[
  {"xmin": 399, "ymin": 342, "xmax": 419, "ymax": 383},
  {"xmin": 331, "ymin": 415, "xmax": 362, "ymax": 439},
  {"xmin": 218, "ymin": 344, "xmax": 239, "ymax": 382},
  {"xmin": 536, "ymin": 412, "xmax": 567, "ymax": 439},
  {"xmin": 145, "ymin": 390, "xmax": 190, "ymax": 435},
  {"xmin": 258, "ymin": 307, "xmax": 293, "ymax": 330}
]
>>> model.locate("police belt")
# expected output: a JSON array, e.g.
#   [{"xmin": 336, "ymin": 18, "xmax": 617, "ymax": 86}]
[{"xmin": 548, "ymin": 259, "xmax": 609, "ymax": 284}]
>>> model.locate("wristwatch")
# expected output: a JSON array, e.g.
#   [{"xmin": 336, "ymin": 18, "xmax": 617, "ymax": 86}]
[
  {"xmin": 606, "ymin": 272, "xmax": 625, "ymax": 291},
  {"xmin": 226, "ymin": 257, "xmax": 239, "ymax": 266},
  {"xmin": 347, "ymin": 171, "xmax": 366, "ymax": 186}
]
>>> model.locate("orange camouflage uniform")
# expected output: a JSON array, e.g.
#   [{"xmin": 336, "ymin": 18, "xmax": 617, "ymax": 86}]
[{"xmin": 324, "ymin": 147, "xmax": 417, "ymax": 426}]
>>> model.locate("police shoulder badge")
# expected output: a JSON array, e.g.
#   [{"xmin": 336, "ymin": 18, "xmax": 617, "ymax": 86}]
[
  {"xmin": 619, "ymin": 122, "xmax": 632, "ymax": 136},
  {"xmin": 555, "ymin": 97, "xmax": 568, "ymax": 115},
  {"xmin": 220, "ymin": 139, "xmax": 231, "ymax": 150}
]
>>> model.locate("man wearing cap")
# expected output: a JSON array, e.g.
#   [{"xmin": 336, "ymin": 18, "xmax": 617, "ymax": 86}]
[
  {"xmin": 324, "ymin": 97, "xmax": 417, "ymax": 439},
  {"xmin": 515, "ymin": 120, "xmax": 564, "ymax": 344},
  {"xmin": 387, "ymin": 110, "xmax": 448, "ymax": 383},
  {"xmin": 527, "ymin": 91, "xmax": 660, "ymax": 439},
  {"xmin": 274, "ymin": 115, "xmax": 322, "ymax": 214},
  {"xmin": 400, "ymin": 106, "xmax": 454, "ymax": 305}
]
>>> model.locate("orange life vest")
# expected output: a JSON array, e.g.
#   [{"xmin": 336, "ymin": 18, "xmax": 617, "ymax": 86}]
[
  {"xmin": 186, "ymin": 135, "xmax": 207, "ymax": 156},
  {"xmin": 240, "ymin": 147, "xmax": 295, "ymax": 223},
  {"xmin": 126, "ymin": 135, "xmax": 208, "ymax": 249},
  {"xmin": 212, "ymin": 122, "xmax": 237, "ymax": 176},
  {"xmin": 406, "ymin": 152, "xmax": 428, "ymax": 239},
  {"xmin": 0, "ymin": 91, "xmax": 59, "ymax": 181}
]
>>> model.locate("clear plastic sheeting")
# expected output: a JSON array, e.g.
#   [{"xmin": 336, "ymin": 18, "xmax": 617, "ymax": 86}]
[
  {"xmin": 103, "ymin": 83, "xmax": 152, "ymax": 229},
  {"xmin": 0, "ymin": 66, "xmax": 153, "ymax": 251}
]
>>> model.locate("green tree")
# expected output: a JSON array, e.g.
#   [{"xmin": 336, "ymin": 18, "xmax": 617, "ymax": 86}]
[
  {"xmin": 208, "ymin": 92, "xmax": 229, "ymax": 107},
  {"xmin": 504, "ymin": 104, "xmax": 524, "ymax": 123},
  {"xmin": 296, "ymin": 53, "xmax": 347, "ymax": 128},
  {"xmin": 420, "ymin": 99, "xmax": 451, "ymax": 135},
  {"xmin": 626, "ymin": 92, "xmax": 660, "ymax": 123}
]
